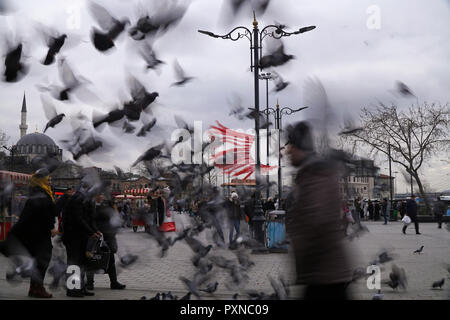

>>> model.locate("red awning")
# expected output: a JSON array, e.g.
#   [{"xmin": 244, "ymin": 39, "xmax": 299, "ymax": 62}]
[
  {"xmin": 123, "ymin": 187, "xmax": 151, "ymax": 195},
  {"xmin": 0, "ymin": 170, "xmax": 31, "ymax": 186}
]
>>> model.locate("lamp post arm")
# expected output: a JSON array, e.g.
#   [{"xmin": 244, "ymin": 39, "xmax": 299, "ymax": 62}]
[
  {"xmin": 198, "ymin": 26, "xmax": 253, "ymax": 42},
  {"xmin": 280, "ymin": 106, "xmax": 308, "ymax": 116}
]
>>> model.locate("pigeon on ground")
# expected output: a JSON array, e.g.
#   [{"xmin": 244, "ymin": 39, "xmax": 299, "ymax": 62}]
[
  {"xmin": 199, "ymin": 282, "xmax": 218, "ymax": 294},
  {"xmin": 180, "ymin": 292, "xmax": 191, "ymax": 300},
  {"xmin": 149, "ymin": 292, "xmax": 160, "ymax": 300},
  {"xmin": 119, "ymin": 253, "xmax": 138, "ymax": 267},
  {"xmin": 413, "ymin": 246, "xmax": 424, "ymax": 254},
  {"xmin": 432, "ymin": 278, "xmax": 445, "ymax": 289}
]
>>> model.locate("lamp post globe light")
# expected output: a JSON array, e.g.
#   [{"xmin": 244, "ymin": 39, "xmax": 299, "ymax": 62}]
[{"xmin": 198, "ymin": 13, "xmax": 315, "ymax": 248}]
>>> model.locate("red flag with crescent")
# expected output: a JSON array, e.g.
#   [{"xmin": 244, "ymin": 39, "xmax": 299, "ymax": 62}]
[{"xmin": 208, "ymin": 121, "xmax": 277, "ymax": 180}]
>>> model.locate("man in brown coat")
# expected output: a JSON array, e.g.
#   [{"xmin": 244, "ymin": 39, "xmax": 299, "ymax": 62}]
[{"xmin": 285, "ymin": 121, "xmax": 354, "ymax": 300}]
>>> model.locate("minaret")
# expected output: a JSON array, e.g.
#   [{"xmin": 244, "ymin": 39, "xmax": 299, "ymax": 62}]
[{"xmin": 19, "ymin": 92, "xmax": 28, "ymax": 138}]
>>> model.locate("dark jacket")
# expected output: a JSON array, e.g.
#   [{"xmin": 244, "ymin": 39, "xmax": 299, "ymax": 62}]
[
  {"xmin": 406, "ymin": 199, "xmax": 418, "ymax": 217},
  {"xmin": 227, "ymin": 199, "xmax": 242, "ymax": 221},
  {"xmin": 94, "ymin": 202, "xmax": 118, "ymax": 253},
  {"xmin": 433, "ymin": 201, "xmax": 446, "ymax": 216},
  {"xmin": 285, "ymin": 155, "xmax": 353, "ymax": 285},
  {"xmin": 8, "ymin": 186, "xmax": 57, "ymax": 252},
  {"xmin": 62, "ymin": 192, "xmax": 97, "ymax": 241}
]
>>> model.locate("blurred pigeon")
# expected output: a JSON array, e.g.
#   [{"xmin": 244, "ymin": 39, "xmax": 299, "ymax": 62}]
[
  {"xmin": 227, "ymin": 94, "xmax": 246, "ymax": 120},
  {"xmin": 129, "ymin": 1, "xmax": 188, "ymax": 41},
  {"xmin": 93, "ymin": 108, "xmax": 125, "ymax": 128},
  {"xmin": 339, "ymin": 113, "xmax": 363, "ymax": 136},
  {"xmin": 199, "ymin": 282, "xmax": 218, "ymax": 294},
  {"xmin": 180, "ymin": 292, "xmax": 191, "ymax": 300},
  {"xmin": 413, "ymin": 245, "xmax": 424, "ymax": 254},
  {"xmin": 184, "ymin": 235, "xmax": 213, "ymax": 257},
  {"xmin": 432, "ymin": 278, "xmax": 445, "ymax": 289},
  {"xmin": 132, "ymin": 144, "xmax": 164, "ymax": 167},
  {"xmin": 384, "ymin": 264, "xmax": 407, "ymax": 291},
  {"xmin": 139, "ymin": 41, "xmax": 165, "ymax": 72},
  {"xmin": 234, "ymin": 248, "xmax": 255, "ymax": 270},
  {"xmin": 140, "ymin": 296, "xmax": 147, "ymax": 300},
  {"xmin": 271, "ymin": 70, "xmax": 289, "ymax": 92},
  {"xmin": 149, "ymin": 292, "xmax": 160, "ymax": 300},
  {"xmin": 39, "ymin": 26, "xmax": 67, "ymax": 65},
  {"xmin": 259, "ymin": 43, "xmax": 294, "ymax": 69},
  {"xmin": 232, "ymin": 293, "xmax": 239, "ymax": 300},
  {"xmin": 0, "ymin": 0, "xmax": 15, "ymax": 15},
  {"xmin": 120, "ymin": 253, "xmax": 138, "ymax": 267},
  {"xmin": 3, "ymin": 42, "xmax": 29, "ymax": 82},
  {"xmin": 72, "ymin": 137, "xmax": 103, "ymax": 161},
  {"xmin": 40, "ymin": 95, "xmax": 65, "ymax": 133},
  {"xmin": 136, "ymin": 118, "xmax": 157, "ymax": 137},
  {"xmin": 396, "ymin": 81, "xmax": 416, "ymax": 97},
  {"xmin": 37, "ymin": 58, "xmax": 91, "ymax": 101},
  {"xmin": 89, "ymin": 1, "xmax": 130, "ymax": 52},
  {"xmin": 129, "ymin": 15, "xmax": 158, "ymax": 41},
  {"xmin": 180, "ymin": 273, "xmax": 210, "ymax": 298},
  {"xmin": 146, "ymin": 225, "xmax": 172, "ymax": 257},
  {"xmin": 124, "ymin": 76, "xmax": 159, "ymax": 121},
  {"xmin": 122, "ymin": 120, "xmax": 136, "ymax": 133},
  {"xmin": 171, "ymin": 59, "xmax": 195, "ymax": 86}
]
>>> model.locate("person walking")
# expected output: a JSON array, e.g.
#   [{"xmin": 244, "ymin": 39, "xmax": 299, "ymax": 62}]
[
  {"xmin": 86, "ymin": 194, "xmax": 126, "ymax": 291},
  {"xmin": 382, "ymin": 198, "xmax": 388, "ymax": 225},
  {"xmin": 399, "ymin": 200, "xmax": 407, "ymax": 219},
  {"xmin": 62, "ymin": 179, "xmax": 102, "ymax": 297},
  {"xmin": 433, "ymin": 196, "xmax": 446, "ymax": 229},
  {"xmin": 227, "ymin": 192, "xmax": 242, "ymax": 246},
  {"xmin": 368, "ymin": 200, "xmax": 374, "ymax": 220},
  {"xmin": 3, "ymin": 168, "xmax": 57, "ymax": 298},
  {"xmin": 402, "ymin": 194, "xmax": 420, "ymax": 235},
  {"xmin": 374, "ymin": 201, "xmax": 381, "ymax": 221},
  {"xmin": 285, "ymin": 121, "xmax": 353, "ymax": 300}
]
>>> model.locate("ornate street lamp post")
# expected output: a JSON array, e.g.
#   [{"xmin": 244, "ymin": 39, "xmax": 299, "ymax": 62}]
[
  {"xmin": 262, "ymin": 102, "xmax": 308, "ymax": 201},
  {"xmin": 199, "ymin": 13, "xmax": 315, "ymax": 246},
  {"xmin": 258, "ymin": 72, "xmax": 274, "ymax": 199}
]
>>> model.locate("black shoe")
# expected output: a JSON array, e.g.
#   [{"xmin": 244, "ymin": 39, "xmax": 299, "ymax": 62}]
[
  {"xmin": 110, "ymin": 281, "xmax": 126, "ymax": 290},
  {"xmin": 85, "ymin": 283, "xmax": 94, "ymax": 291},
  {"xmin": 67, "ymin": 290, "xmax": 84, "ymax": 298},
  {"xmin": 416, "ymin": 232, "xmax": 421, "ymax": 235},
  {"xmin": 82, "ymin": 289, "xmax": 95, "ymax": 296}
]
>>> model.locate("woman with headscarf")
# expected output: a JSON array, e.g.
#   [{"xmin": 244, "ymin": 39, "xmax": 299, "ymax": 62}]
[{"xmin": 4, "ymin": 168, "xmax": 57, "ymax": 298}]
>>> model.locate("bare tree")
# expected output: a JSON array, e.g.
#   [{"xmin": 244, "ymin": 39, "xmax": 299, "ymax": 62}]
[{"xmin": 341, "ymin": 102, "xmax": 449, "ymax": 214}]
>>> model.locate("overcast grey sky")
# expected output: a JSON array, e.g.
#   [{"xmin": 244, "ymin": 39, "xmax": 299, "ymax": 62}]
[{"xmin": 0, "ymin": 0, "xmax": 449, "ymax": 192}]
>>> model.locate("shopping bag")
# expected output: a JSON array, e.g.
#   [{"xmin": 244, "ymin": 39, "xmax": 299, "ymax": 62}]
[
  {"xmin": 86, "ymin": 237, "xmax": 110, "ymax": 272},
  {"xmin": 401, "ymin": 215, "xmax": 411, "ymax": 225},
  {"xmin": 346, "ymin": 211, "xmax": 355, "ymax": 224}
]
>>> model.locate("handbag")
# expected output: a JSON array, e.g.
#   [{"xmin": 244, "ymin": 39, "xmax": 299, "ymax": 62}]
[
  {"xmin": 86, "ymin": 236, "xmax": 111, "ymax": 272},
  {"xmin": 401, "ymin": 215, "xmax": 411, "ymax": 225}
]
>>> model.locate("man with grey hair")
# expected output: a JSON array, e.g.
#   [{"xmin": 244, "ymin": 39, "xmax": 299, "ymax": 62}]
[{"xmin": 285, "ymin": 121, "xmax": 353, "ymax": 300}]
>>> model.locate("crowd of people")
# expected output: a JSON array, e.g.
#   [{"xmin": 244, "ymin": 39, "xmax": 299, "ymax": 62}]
[{"xmin": 0, "ymin": 121, "xmax": 448, "ymax": 301}]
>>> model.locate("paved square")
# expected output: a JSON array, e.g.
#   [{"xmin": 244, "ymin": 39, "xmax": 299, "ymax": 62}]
[{"xmin": 0, "ymin": 214, "xmax": 449, "ymax": 300}]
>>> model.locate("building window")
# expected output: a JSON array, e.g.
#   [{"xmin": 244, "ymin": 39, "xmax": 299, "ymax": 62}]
[{"xmin": 364, "ymin": 187, "xmax": 367, "ymax": 190}]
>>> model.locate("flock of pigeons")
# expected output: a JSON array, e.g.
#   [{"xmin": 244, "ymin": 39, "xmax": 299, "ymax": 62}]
[{"xmin": 1, "ymin": 0, "xmax": 447, "ymax": 301}]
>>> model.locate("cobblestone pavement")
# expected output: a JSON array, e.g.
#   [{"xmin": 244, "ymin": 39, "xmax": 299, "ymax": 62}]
[{"xmin": 0, "ymin": 214, "xmax": 449, "ymax": 300}]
